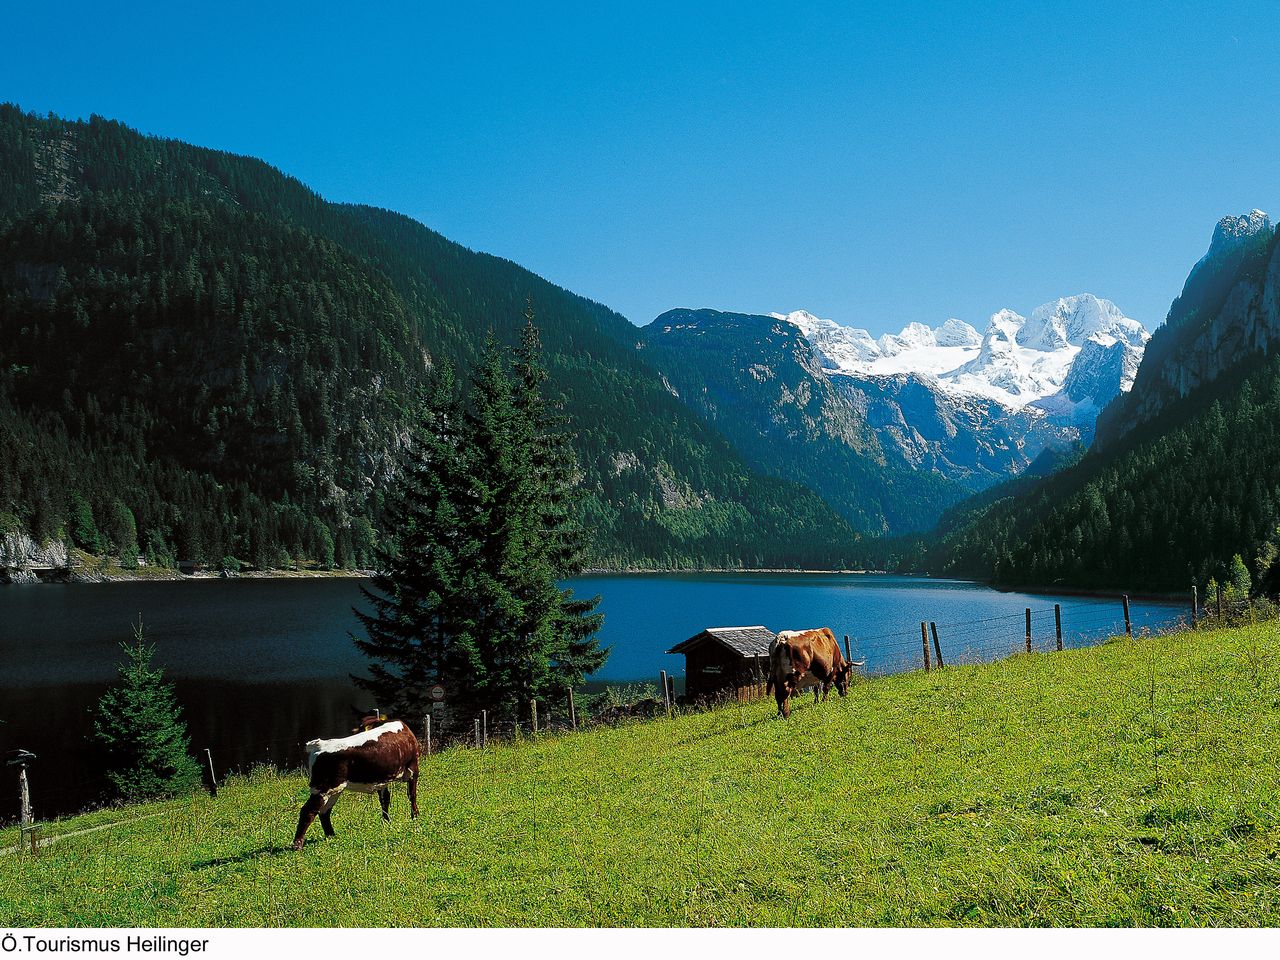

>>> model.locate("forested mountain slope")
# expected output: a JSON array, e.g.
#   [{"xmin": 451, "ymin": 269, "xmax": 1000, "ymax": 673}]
[
  {"xmin": 931, "ymin": 212, "xmax": 1280, "ymax": 592},
  {"xmin": 0, "ymin": 105, "xmax": 859, "ymax": 571},
  {"xmin": 636, "ymin": 309, "xmax": 965, "ymax": 533}
]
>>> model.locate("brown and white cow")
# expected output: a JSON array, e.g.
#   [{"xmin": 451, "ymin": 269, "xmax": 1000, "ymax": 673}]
[
  {"xmin": 767, "ymin": 627, "xmax": 855, "ymax": 718},
  {"xmin": 292, "ymin": 713, "xmax": 420, "ymax": 850}
]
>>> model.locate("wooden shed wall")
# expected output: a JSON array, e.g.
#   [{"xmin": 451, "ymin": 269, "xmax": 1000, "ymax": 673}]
[{"xmin": 683, "ymin": 644, "xmax": 769, "ymax": 702}]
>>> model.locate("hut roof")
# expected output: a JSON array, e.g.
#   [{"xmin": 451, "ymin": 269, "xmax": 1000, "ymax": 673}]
[{"xmin": 667, "ymin": 625, "xmax": 776, "ymax": 658}]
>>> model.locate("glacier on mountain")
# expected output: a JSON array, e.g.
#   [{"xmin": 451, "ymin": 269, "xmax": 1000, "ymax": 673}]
[{"xmin": 771, "ymin": 293, "xmax": 1150, "ymax": 432}]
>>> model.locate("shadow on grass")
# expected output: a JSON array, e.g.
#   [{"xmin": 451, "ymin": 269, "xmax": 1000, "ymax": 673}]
[
  {"xmin": 674, "ymin": 713, "xmax": 780, "ymax": 746},
  {"xmin": 191, "ymin": 842, "xmax": 293, "ymax": 870}
]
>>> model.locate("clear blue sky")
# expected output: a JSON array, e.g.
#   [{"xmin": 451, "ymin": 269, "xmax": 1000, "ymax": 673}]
[{"xmin": 5, "ymin": 1, "xmax": 1279, "ymax": 333}]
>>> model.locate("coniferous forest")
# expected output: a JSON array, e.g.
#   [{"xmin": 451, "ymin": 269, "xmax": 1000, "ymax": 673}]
[
  {"xmin": 0, "ymin": 105, "xmax": 864, "ymax": 572},
  {"xmin": 355, "ymin": 320, "xmax": 608, "ymax": 724},
  {"xmin": 927, "ymin": 214, "xmax": 1280, "ymax": 596},
  {"xmin": 928, "ymin": 350, "xmax": 1280, "ymax": 594}
]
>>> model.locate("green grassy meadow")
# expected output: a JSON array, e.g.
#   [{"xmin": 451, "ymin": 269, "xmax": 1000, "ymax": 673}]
[{"xmin": 5, "ymin": 622, "xmax": 1280, "ymax": 926}]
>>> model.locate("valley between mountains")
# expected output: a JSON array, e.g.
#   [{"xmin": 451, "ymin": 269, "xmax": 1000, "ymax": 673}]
[{"xmin": 3, "ymin": 104, "xmax": 1280, "ymax": 595}]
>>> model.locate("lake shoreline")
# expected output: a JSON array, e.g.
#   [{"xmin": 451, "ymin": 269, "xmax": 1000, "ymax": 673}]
[
  {"xmin": 4, "ymin": 571, "xmax": 1188, "ymax": 821},
  {"xmin": 990, "ymin": 582, "xmax": 1195, "ymax": 604},
  {"xmin": 7, "ymin": 564, "xmax": 893, "ymax": 585},
  {"xmin": 1, "ymin": 566, "xmax": 376, "ymax": 585},
  {"xmin": 579, "ymin": 567, "xmax": 888, "ymax": 576},
  {"xmin": 3, "ymin": 564, "xmax": 1191, "ymax": 607}
]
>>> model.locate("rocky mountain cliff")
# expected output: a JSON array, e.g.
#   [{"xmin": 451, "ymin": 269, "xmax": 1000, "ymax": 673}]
[
  {"xmin": 1096, "ymin": 210, "xmax": 1279, "ymax": 447},
  {"xmin": 923, "ymin": 208, "xmax": 1280, "ymax": 593}
]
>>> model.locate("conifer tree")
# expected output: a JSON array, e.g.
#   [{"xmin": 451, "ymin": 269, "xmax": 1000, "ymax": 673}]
[
  {"xmin": 510, "ymin": 312, "xmax": 607, "ymax": 690},
  {"xmin": 353, "ymin": 362, "xmax": 477, "ymax": 719},
  {"xmin": 463, "ymin": 334, "xmax": 535, "ymax": 717},
  {"xmin": 92, "ymin": 620, "xmax": 201, "ymax": 802}
]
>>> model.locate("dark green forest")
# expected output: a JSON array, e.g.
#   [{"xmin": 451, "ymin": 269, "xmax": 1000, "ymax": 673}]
[
  {"xmin": 0, "ymin": 105, "xmax": 863, "ymax": 571},
  {"xmin": 923, "ymin": 202, "xmax": 1280, "ymax": 595},
  {"xmin": 931, "ymin": 350, "xmax": 1280, "ymax": 594}
]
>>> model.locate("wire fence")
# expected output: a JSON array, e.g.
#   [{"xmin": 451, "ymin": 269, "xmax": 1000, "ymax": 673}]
[{"xmin": 7, "ymin": 589, "xmax": 1241, "ymax": 849}]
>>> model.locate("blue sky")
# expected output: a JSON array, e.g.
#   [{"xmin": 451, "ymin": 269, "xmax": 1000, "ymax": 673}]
[{"xmin": 5, "ymin": 1, "xmax": 1279, "ymax": 333}]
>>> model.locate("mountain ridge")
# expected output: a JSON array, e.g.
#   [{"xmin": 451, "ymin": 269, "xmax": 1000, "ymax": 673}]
[{"xmin": 0, "ymin": 104, "xmax": 863, "ymax": 572}]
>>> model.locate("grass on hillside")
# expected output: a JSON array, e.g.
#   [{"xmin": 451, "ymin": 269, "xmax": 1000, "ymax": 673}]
[{"xmin": 5, "ymin": 622, "xmax": 1280, "ymax": 926}]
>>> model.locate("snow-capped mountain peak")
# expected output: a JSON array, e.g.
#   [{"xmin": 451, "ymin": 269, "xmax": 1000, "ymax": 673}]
[
  {"xmin": 775, "ymin": 294, "xmax": 1150, "ymax": 432},
  {"xmin": 934, "ymin": 318, "xmax": 981, "ymax": 347},
  {"xmin": 770, "ymin": 310, "xmax": 882, "ymax": 366},
  {"xmin": 1021, "ymin": 294, "xmax": 1146, "ymax": 350},
  {"xmin": 878, "ymin": 321, "xmax": 937, "ymax": 356}
]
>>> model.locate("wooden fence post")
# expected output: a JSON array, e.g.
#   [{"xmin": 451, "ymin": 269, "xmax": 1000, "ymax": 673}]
[
  {"xmin": 482, "ymin": 709, "xmax": 488, "ymax": 748},
  {"xmin": 568, "ymin": 688, "xmax": 577, "ymax": 731},
  {"xmin": 203, "ymin": 748, "xmax": 218, "ymax": 798},
  {"xmin": 920, "ymin": 621, "xmax": 931, "ymax": 672},
  {"xmin": 667, "ymin": 675, "xmax": 676, "ymax": 709},
  {"xmin": 8, "ymin": 749, "xmax": 35, "ymax": 853},
  {"xmin": 1192, "ymin": 586, "xmax": 1199, "ymax": 627},
  {"xmin": 424, "ymin": 714, "xmax": 431, "ymax": 756},
  {"xmin": 531, "ymin": 700, "xmax": 538, "ymax": 735},
  {"xmin": 19, "ymin": 762, "xmax": 33, "ymax": 828},
  {"xmin": 659, "ymin": 670, "xmax": 671, "ymax": 716},
  {"xmin": 1123, "ymin": 594, "xmax": 1132, "ymax": 637},
  {"xmin": 475, "ymin": 718, "xmax": 481, "ymax": 748},
  {"xmin": 1054, "ymin": 603, "xmax": 1063, "ymax": 652},
  {"xmin": 843, "ymin": 634, "xmax": 852, "ymax": 663},
  {"xmin": 1217, "ymin": 582, "xmax": 1224, "ymax": 620},
  {"xmin": 930, "ymin": 622, "xmax": 944, "ymax": 668},
  {"xmin": 1025, "ymin": 608, "xmax": 1032, "ymax": 653}
]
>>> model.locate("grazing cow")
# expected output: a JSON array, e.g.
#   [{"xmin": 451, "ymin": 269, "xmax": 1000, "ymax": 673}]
[
  {"xmin": 767, "ymin": 627, "xmax": 855, "ymax": 718},
  {"xmin": 293, "ymin": 712, "xmax": 420, "ymax": 850}
]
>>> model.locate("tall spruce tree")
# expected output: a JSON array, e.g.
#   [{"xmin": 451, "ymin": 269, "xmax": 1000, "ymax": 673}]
[
  {"xmin": 463, "ymin": 334, "xmax": 538, "ymax": 718},
  {"xmin": 355, "ymin": 320, "xmax": 607, "ymax": 727},
  {"xmin": 92, "ymin": 621, "xmax": 201, "ymax": 802},
  {"xmin": 353, "ymin": 362, "xmax": 479, "ymax": 719},
  {"xmin": 463, "ymin": 320, "xmax": 607, "ymax": 719},
  {"xmin": 510, "ymin": 313, "xmax": 607, "ymax": 689}
]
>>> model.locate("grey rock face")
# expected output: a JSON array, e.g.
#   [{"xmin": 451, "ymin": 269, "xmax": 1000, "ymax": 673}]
[
  {"xmin": 0, "ymin": 531, "xmax": 70, "ymax": 582},
  {"xmin": 1097, "ymin": 210, "xmax": 1279, "ymax": 446},
  {"xmin": 833, "ymin": 372, "xmax": 1078, "ymax": 487}
]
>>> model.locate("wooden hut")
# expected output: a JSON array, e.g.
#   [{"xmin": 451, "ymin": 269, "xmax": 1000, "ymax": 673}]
[{"xmin": 667, "ymin": 625, "xmax": 776, "ymax": 703}]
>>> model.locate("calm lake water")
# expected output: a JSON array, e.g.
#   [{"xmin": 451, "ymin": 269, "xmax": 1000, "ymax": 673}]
[{"xmin": 0, "ymin": 573, "xmax": 1184, "ymax": 821}]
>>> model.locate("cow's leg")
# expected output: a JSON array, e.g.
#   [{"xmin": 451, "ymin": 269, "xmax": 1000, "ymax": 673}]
[
  {"xmin": 293, "ymin": 792, "xmax": 327, "ymax": 850},
  {"xmin": 379, "ymin": 787, "xmax": 392, "ymax": 821},
  {"xmin": 408, "ymin": 760, "xmax": 420, "ymax": 819},
  {"xmin": 318, "ymin": 791, "xmax": 339, "ymax": 837}
]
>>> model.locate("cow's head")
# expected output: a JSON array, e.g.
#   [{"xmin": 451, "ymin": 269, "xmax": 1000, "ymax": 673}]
[
  {"xmin": 351, "ymin": 707, "xmax": 387, "ymax": 732},
  {"xmin": 833, "ymin": 661, "xmax": 855, "ymax": 697}
]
